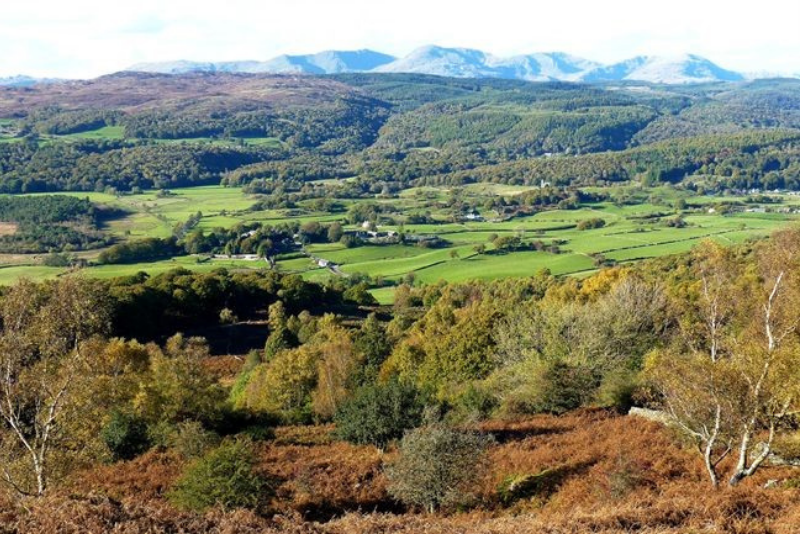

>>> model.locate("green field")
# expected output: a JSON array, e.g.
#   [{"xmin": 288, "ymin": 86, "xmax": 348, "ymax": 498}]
[
  {"xmin": 60, "ymin": 126, "xmax": 126, "ymax": 140},
  {"xmin": 49, "ymin": 123, "xmax": 284, "ymax": 148},
  {"xmin": 0, "ymin": 121, "xmax": 286, "ymax": 147},
  {"xmin": 3, "ymin": 183, "xmax": 800, "ymax": 303}
]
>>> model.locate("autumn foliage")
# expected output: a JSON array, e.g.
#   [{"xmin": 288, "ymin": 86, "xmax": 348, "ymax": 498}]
[{"xmin": 0, "ymin": 411, "xmax": 797, "ymax": 533}]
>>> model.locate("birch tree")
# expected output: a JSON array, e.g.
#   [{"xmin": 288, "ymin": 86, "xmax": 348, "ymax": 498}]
[
  {"xmin": 651, "ymin": 234, "xmax": 800, "ymax": 487},
  {"xmin": 0, "ymin": 277, "xmax": 110, "ymax": 496}
]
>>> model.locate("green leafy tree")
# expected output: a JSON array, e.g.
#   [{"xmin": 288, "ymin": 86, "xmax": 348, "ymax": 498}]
[
  {"xmin": 327, "ymin": 222, "xmax": 344, "ymax": 243},
  {"xmin": 168, "ymin": 438, "xmax": 267, "ymax": 512},
  {"xmin": 353, "ymin": 313, "xmax": 393, "ymax": 382},
  {"xmin": 334, "ymin": 381, "xmax": 424, "ymax": 450},
  {"xmin": 101, "ymin": 411, "xmax": 151, "ymax": 461}
]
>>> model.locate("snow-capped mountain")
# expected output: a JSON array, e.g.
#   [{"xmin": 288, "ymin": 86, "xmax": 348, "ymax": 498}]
[
  {"xmin": 120, "ymin": 46, "xmax": 791, "ymax": 84},
  {"xmin": 127, "ymin": 50, "xmax": 395, "ymax": 76},
  {"xmin": 373, "ymin": 48, "xmax": 742, "ymax": 84},
  {"xmin": 580, "ymin": 54, "xmax": 744, "ymax": 84},
  {"xmin": 373, "ymin": 46, "xmax": 601, "ymax": 81},
  {"xmin": 256, "ymin": 50, "xmax": 396, "ymax": 74},
  {"xmin": 373, "ymin": 45, "xmax": 497, "ymax": 77},
  {"xmin": 489, "ymin": 52, "xmax": 601, "ymax": 81}
]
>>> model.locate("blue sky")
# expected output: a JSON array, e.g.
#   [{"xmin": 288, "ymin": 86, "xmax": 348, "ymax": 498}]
[{"xmin": 2, "ymin": 0, "xmax": 799, "ymax": 78}]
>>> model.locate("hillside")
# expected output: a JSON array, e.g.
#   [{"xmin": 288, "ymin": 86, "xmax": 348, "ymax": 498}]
[
  {"xmin": 2, "ymin": 74, "xmax": 800, "ymax": 195},
  {"xmin": 0, "ymin": 72, "xmax": 375, "ymax": 114},
  {"xmin": 3, "ymin": 74, "xmax": 800, "ymax": 290}
]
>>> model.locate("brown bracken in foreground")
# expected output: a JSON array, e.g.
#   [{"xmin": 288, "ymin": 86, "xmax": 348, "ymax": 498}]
[{"xmin": 2, "ymin": 410, "xmax": 800, "ymax": 533}]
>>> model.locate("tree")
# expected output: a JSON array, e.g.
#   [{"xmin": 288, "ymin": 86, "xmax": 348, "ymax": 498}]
[
  {"xmin": 327, "ymin": 222, "xmax": 344, "ymax": 243},
  {"xmin": 650, "ymin": 235, "xmax": 800, "ymax": 487},
  {"xmin": 343, "ymin": 282, "xmax": 378, "ymax": 306},
  {"xmin": 240, "ymin": 345, "xmax": 318, "ymax": 423},
  {"xmin": 354, "ymin": 313, "xmax": 392, "ymax": 382},
  {"xmin": 134, "ymin": 335, "xmax": 226, "ymax": 428},
  {"xmin": 168, "ymin": 438, "xmax": 267, "ymax": 512},
  {"xmin": 385, "ymin": 424, "xmax": 492, "ymax": 512},
  {"xmin": 263, "ymin": 301, "xmax": 296, "ymax": 362},
  {"xmin": 0, "ymin": 277, "xmax": 111, "ymax": 496},
  {"xmin": 311, "ymin": 316, "xmax": 357, "ymax": 419},
  {"xmin": 334, "ymin": 381, "xmax": 424, "ymax": 449}
]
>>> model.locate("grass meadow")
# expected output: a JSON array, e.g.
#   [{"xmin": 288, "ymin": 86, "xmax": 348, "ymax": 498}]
[{"xmin": 3, "ymin": 182, "xmax": 799, "ymax": 303}]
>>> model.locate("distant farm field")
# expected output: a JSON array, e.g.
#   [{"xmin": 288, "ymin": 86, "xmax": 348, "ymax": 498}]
[
  {"xmin": 2, "ymin": 183, "xmax": 799, "ymax": 303},
  {"xmin": 0, "ymin": 222, "xmax": 18, "ymax": 236}
]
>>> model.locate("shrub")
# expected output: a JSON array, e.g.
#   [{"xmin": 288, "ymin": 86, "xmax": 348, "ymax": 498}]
[
  {"xmin": 169, "ymin": 421, "xmax": 221, "ymax": 460},
  {"xmin": 452, "ymin": 383, "xmax": 498, "ymax": 422},
  {"xmin": 496, "ymin": 468, "xmax": 566, "ymax": 505},
  {"xmin": 101, "ymin": 411, "xmax": 151, "ymax": 462},
  {"xmin": 168, "ymin": 438, "xmax": 268, "ymax": 512},
  {"xmin": 576, "ymin": 218, "xmax": 606, "ymax": 231},
  {"xmin": 772, "ymin": 432, "xmax": 800, "ymax": 464},
  {"xmin": 385, "ymin": 425, "xmax": 493, "ymax": 512},
  {"xmin": 334, "ymin": 381, "xmax": 424, "ymax": 450},
  {"xmin": 596, "ymin": 369, "xmax": 640, "ymax": 413},
  {"xmin": 535, "ymin": 362, "xmax": 597, "ymax": 414}
]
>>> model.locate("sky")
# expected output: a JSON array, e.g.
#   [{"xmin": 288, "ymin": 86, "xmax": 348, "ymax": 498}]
[{"xmin": 2, "ymin": 0, "xmax": 800, "ymax": 78}]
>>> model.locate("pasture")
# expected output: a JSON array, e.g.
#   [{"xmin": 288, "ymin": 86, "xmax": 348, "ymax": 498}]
[{"xmin": 3, "ymin": 183, "xmax": 799, "ymax": 303}]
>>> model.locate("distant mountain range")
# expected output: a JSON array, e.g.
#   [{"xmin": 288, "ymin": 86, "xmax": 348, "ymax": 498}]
[
  {"xmin": 5, "ymin": 46, "xmax": 798, "ymax": 85},
  {"xmin": 0, "ymin": 75, "xmax": 61, "ymax": 87},
  {"xmin": 128, "ymin": 49, "xmax": 397, "ymax": 76},
  {"xmin": 123, "ymin": 46, "xmax": 769, "ymax": 84}
]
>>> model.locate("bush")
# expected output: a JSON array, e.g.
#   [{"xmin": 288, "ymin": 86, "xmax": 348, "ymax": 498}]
[
  {"xmin": 168, "ymin": 438, "xmax": 268, "ymax": 512},
  {"xmin": 535, "ymin": 362, "xmax": 597, "ymax": 414},
  {"xmin": 496, "ymin": 468, "xmax": 566, "ymax": 505},
  {"xmin": 101, "ymin": 411, "xmax": 151, "ymax": 461},
  {"xmin": 334, "ymin": 381, "xmax": 424, "ymax": 450},
  {"xmin": 772, "ymin": 432, "xmax": 800, "ymax": 463},
  {"xmin": 452, "ymin": 383, "xmax": 498, "ymax": 422},
  {"xmin": 169, "ymin": 421, "xmax": 221, "ymax": 460},
  {"xmin": 576, "ymin": 218, "xmax": 606, "ymax": 231},
  {"xmin": 385, "ymin": 425, "xmax": 493, "ymax": 512},
  {"xmin": 596, "ymin": 369, "xmax": 640, "ymax": 413}
]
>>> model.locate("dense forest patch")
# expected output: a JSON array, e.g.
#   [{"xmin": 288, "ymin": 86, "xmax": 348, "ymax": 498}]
[{"xmin": 0, "ymin": 195, "xmax": 112, "ymax": 253}]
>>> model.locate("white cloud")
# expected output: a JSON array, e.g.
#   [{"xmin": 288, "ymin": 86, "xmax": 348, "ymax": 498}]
[{"xmin": 1, "ymin": 0, "xmax": 799, "ymax": 77}]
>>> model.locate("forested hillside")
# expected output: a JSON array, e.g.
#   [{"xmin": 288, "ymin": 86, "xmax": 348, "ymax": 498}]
[{"xmin": 3, "ymin": 74, "xmax": 800, "ymax": 194}]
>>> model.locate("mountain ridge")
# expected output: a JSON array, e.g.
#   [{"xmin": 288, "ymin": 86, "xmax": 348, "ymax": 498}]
[
  {"xmin": 122, "ymin": 46, "xmax": 780, "ymax": 84},
  {"xmin": 8, "ymin": 46, "xmax": 797, "ymax": 85}
]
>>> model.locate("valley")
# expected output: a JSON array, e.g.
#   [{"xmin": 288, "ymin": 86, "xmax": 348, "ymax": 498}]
[
  {"xmin": 2, "ymin": 73, "xmax": 800, "ymax": 301},
  {"xmin": 2, "ymin": 183, "xmax": 796, "ymax": 304},
  {"xmin": 3, "ymin": 55, "xmax": 800, "ymax": 534}
]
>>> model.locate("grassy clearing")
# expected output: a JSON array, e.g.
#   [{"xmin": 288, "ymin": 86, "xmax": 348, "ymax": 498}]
[
  {"xmin": 44, "ymin": 123, "xmax": 284, "ymax": 148},
  {"xmin": 85, "ymin": 256, "xmax": 270, "ymax": 279},
  {"xmin": 0, "ymin": 222, "xmax": 18, "ymax": 236},
  {"xmin": 59, "ymin": 126, "xmax": 126, "ymax": 140},
  {"xmin": 0, "ymin": 265, "xmax": 63, "ymax": 285}
]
